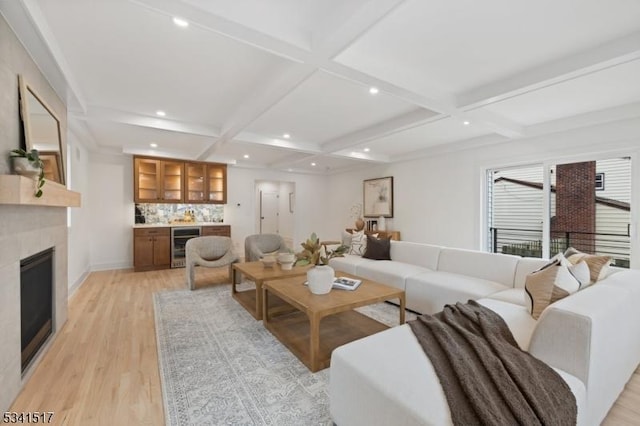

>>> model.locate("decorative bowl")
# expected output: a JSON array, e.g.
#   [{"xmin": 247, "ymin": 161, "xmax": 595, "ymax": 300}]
[{"xmin": 261, "ymin": 255, "xmax": 277, "ymax": 268}]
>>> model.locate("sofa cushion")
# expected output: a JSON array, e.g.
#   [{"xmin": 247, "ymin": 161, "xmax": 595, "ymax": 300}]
[
  {"xmin": 389, "ymin": 241, "xmax": 441, "ymax": 270},
  {"xmin": 487, "ymin": 288, "xmax": 528, "ymax": 307},
  {"xmin": 437, "ymin": 248, "xmax": 520, "ymax": 286},
  {"xmin": 355, "ymin": 261, "xmax": 431, "ymax": 291},
  {"xmin": 328, "ymin": 254, "xmax": 374, "ymax": 275},
  {"xmin": 514, "ymin": 257, "xmax": 549, "ymax": 289},
  {"xmin": 525, "ymin": 258, "xmax": 580, "ymax": 319},
  {"xmin": 405, "ymin": 271, "xmax": 509, "ymax": 314},
  {"xmin": 363, "ymin": 234, "xmax": 391, "ymax": 260}
]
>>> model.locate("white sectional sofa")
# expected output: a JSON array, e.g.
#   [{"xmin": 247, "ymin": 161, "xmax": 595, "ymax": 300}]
[{"xmin": 328, "ymin": 240, "xmax": 640, "ymax": 426}]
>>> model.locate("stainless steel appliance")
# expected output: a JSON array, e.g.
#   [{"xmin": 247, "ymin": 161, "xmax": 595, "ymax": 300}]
[{"xmin": 171, "ymin": 226, "xmax": 201, "ymax": 268}]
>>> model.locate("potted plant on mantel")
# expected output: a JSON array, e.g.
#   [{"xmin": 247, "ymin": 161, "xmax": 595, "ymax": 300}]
[
  {"xmin": 9, "ymin": 148, "xmax": 45, "ymax": 197},
  {"xmin": 295, "ymin": 232, "xmax": 348, "ymax": 295}
]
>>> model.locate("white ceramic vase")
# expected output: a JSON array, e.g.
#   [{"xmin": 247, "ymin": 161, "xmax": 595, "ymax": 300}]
[
  {"xmin": 378, "ymin": 215, "xmax": 386, "ymax": 231},
  {"xmin": 307, "ymin": 265, "xmax": 334, "ymax": 295},
  {"xmin": 12, "ymin": 157, "xmax": 40, "ymax": 179}
]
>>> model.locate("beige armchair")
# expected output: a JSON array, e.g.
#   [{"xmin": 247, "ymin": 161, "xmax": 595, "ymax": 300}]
[
  {"xmin": 244, "ymin": 233, "xmax": 288, "ymax": 262},
  {"xmin": 186, "ymin": 236, "xmax": 238, "ymax": 290}
]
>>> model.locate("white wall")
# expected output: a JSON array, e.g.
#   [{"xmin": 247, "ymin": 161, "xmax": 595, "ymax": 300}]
[
  {"xmin": 66, "ymin": 132, "xmax": 92, "ymax": 293},
  {"xmin": 88, "ymin": 152, "xmax": 134, "ymax": 270},
  {"xmin": 279, "ymin": 181, "xmax": 295, "ymax": 246},
  {"xmin": 326, "ymin": 117, "xmax": 640, "ymax": 268},
  {"xmin": 226, "ymin": 168, "xmax": 328, "ymax": 256}
]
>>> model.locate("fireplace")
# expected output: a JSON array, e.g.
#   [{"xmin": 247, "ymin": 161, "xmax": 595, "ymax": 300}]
[{"xmin": 20, "ymin": 247, "xmax": 54, "ymax": 373}]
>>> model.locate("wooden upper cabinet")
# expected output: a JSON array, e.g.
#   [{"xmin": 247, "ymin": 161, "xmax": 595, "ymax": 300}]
[
  {"xmin": 207, "ymin": 163, "xmax": 227, "ymax": 204},
  {"xmin": 134, "ymin": 157, "xmax": 161, "ymax": 202},
  {"xmin": 134, "ymin": 155, "xmax": 226, "ymax": 204},
  {"xmin": 161, "ymin": 160, "xmax": 184, "ymax": 202},
  {"xmin": 134, "ymin": 157, "xmax": 183, "ymax": 203},
  {"xmin": 185, "ymin": 162, "xmax": 207, "ymax": 203}
]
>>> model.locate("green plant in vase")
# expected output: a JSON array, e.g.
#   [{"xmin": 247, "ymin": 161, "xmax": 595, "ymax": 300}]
[
  {"xmin": 9, "ymin": 148, "xmax": 45, "ymax": 197},
  {"xmin": 295, "ymin": 232, "xmax": 348, "ymax": 266}
]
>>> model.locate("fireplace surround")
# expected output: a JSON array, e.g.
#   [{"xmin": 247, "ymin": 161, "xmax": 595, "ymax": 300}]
[{"xmin": 0, "ymin": 205, "xmax": 69, "ymax": 412}]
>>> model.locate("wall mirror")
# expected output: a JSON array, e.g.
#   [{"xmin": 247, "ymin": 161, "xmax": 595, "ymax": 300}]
[{"xmin": 18, "ymin": 75, "xmax": 65, "ymax": 185}]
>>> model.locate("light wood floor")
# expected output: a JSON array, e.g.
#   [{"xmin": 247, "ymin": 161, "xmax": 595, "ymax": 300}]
[{"xmin": 10, "ymin": 267, "xmax": 640, "ymax": 425}]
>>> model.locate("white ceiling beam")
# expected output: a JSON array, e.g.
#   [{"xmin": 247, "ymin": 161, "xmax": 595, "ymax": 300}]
[
  {"xmin": 311, "ymin": 0, "xmax": 407, "ymax": 60},
  {"xmin": 67, "ymin": 116, "xmax": 99, "ymax": 150},
  {"xmin": 459, "ymin": 32, "xmax": 640, "ymax": 110},
  {"xmin": 196, "ymin": 64, "xmax": 318, "ymax": 160},
  {"xmin": 526, "ymin": 101, "xmax": 640, "ymax": 138},
  {"xmin": 129, "ymin": 0, "xmax": 313, "ymax": 63},
  {"xmin": 322, "ymin": 109, "xmax": 444, "ymax": 152},
  {"xmin": 197, "ymin": 0, "xmax": 415, "ymax": 161},
  {"xmin": 233, "ymin": 131, "xmax": 323, "ymax": 154},
  {"xmin": 322, "ymin": 61, "xmax": 456, "ymax": 113},
  {"xmin": 462, "ymin": 109, "xmax": 525, "ymax": 138},
  {"xmin": 80, "ymin": 105, "xmax": 221, "ymax": 137},
  {"xmin": 331, "ymin": 150, "xmax": 391, "ymax": 163},
  {"xmin": 131, "ymin": 0, "xmax": 523, "ymax": 143}
]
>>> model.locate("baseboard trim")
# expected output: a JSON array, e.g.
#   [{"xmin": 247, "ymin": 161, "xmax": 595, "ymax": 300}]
[
  {"xmin": 68, "ymin": 268, "xmax": 90, "ymax": 299},
  {"xmin": 90, "ymin": 262, "xmax": 132, "ymax": 272}
]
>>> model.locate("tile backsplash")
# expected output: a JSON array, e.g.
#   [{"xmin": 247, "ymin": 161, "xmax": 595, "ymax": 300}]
[{"xmin": 136, "ymin": 203, "xmax": 224, "ymax": 224}]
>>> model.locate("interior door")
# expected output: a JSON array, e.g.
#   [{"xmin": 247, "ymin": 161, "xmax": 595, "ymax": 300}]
[{"xmin": 260, "ymin": 191, "xmax": 279, "ymax": 234}]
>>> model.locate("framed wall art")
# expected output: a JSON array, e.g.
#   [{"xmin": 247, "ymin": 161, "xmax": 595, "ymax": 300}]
[{"xmin": 363, "ymin": 176, "xmax": 393, "ymax": 218}]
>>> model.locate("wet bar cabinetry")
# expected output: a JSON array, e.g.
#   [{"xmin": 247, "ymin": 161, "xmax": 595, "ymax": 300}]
[
  {"xmin": 134, "ymin": 155, "xmax": 227, "ymax": 204},
  {"xmin": 133, "ymin": 225, "xmax": 231, "ymax": 271}
]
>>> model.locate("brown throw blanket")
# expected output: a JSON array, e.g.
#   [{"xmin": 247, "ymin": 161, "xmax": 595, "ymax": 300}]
[{"xmin": 408, "ymin": 300, "xmax": 576, "ymax": 426}]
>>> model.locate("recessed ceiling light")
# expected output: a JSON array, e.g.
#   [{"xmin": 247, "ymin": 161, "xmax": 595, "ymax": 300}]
[
  {"xmin": 283, "ymin": 133, "xmax": 291, "ymax": 139},
  {"xmin": 363, "ymin": 147, "xmax": 370, "ymax": 152},
  {"xmin": 156, "ymin": 110, "xmax": 166, "ymax": 117},
  {"xmin": 243, "ymin": 154, "xmax": 249, "ymax": 159},
  {"xmin": 150, "ymin": 143, "xmax": 158, "ymax": 148},
  {"xmin": 369, "ymin": 87, "xmax": 379, "ymax": 95},
  {"xmin": 463, "ymin": 121, "xmax": 470, "ymax": 126},
  {"xmin": 311, "ymin": 162, "xmax": 316, "ymax": 166},
  {"xmin": 288, "ymin": 168, "xmax": 293, "ymax": 172},
  {"xmin": 173, "ymin": 17, "xmax": 189, "ymax": 28}
]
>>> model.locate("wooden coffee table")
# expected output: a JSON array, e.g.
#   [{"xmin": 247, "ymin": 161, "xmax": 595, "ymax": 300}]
[
  {"xmin": 262, "ymin": 272, "xmax": 405, "ymax": 372},
  {"xmin": 231, "ymin": 261, "xmax": 311, "ymax": 320}
]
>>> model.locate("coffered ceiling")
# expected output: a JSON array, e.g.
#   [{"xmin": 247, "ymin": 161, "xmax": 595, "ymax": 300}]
[{"xmin": 2, "ymin": 0, "xmax": 640, "ymax": 174}]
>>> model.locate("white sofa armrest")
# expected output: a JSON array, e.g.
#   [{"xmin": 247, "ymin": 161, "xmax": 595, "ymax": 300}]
[{"xmin": 529, "ymin": 283, "xmax": 640, "ymax": 424}]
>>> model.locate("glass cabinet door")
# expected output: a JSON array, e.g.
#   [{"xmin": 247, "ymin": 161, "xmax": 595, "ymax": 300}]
[
  {"xmin": 161, "ymin": 160, "xmax": 183, "ymax": 202},
  {"xmin": 207, "ymin": 164, "xmax": 226, "ymax": 203},
  {"xmin": 185, "ymin": 162, "xmax": 206, "ymax": 203},
  {"xmin": 134, "ymin": 158, "xmax": 161, "ymax": 202}
]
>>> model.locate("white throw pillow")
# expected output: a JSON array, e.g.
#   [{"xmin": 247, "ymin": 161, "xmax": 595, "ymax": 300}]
[
  {"xmin": 348, "ymin": 231, "xmax": 367, "ymax": 256},
  {"xmin": 525, "ymin": 255, "xmax": 580, "ymax": 319}
]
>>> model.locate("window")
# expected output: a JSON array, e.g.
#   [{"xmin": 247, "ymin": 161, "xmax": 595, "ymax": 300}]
[
  {"xmin": 487, "ymin": 157, "xmax": 631, "ymax": 267},
  {"xmin": 595, "ymin": 173, "xmax": 605, "ymax": 191}
]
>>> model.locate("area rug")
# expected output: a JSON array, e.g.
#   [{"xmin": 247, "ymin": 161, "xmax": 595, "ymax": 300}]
[{"xmin": 154, "ymin": 283, "xmax": 415, "ymax": 425}]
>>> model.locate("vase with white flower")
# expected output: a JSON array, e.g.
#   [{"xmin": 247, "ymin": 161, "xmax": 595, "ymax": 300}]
[{"xmin": 295, "ymin": 233, "xmax": 348, "ymax": 294}]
